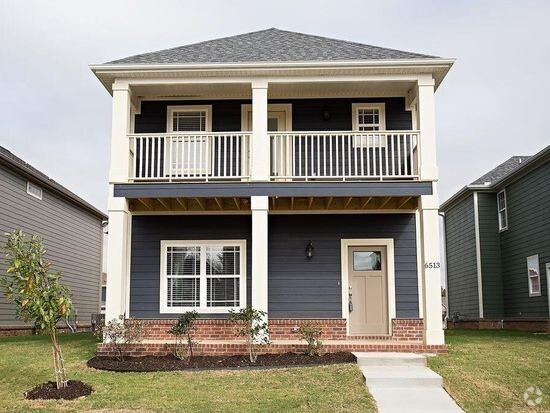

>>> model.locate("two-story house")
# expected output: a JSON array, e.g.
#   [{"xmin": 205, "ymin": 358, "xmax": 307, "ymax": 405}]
[{"xmin": 92, "ymin": 28, "xmax": 454, "ymax": 355}]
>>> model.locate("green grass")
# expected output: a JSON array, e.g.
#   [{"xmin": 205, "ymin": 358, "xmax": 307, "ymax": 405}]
[
  {"xmin": 428, "ymin": 329, "xmax": 550, "ymax": 413},
  {"xmin": 0, "ymin": 333, "xmax": 376, "ymax": 413}
]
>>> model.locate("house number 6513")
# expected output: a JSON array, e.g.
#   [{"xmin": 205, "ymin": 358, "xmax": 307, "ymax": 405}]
[{"xmin": 424, "ymin": 262, "xmax": 441, "ymax": 269}]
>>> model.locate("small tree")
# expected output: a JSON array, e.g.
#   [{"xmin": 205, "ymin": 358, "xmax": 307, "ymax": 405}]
[
  {"xmin": 228, "ymin": 306, "xmax": 269, "ymax": 363},
  {"xmin": 167, "ymin": 311, "xmax": 199, "ymax": 361},
  {"xmin": 99, "ymin": 317, "xmax": 144, "ymax": 360},
  {"xmin": 1, "ymin": 230, "xmax": 73, "ymax": 389},
  {"xmin": 298, "ymin": 322, "xmax": 323, "ymax": 356}
]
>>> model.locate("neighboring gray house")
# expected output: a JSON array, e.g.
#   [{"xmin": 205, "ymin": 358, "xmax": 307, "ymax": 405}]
[
  {"xmin": 441, "ymin": 145, "xmax": 550, "ymax": 332},
  {"xmin": 0, "ymin": 146, "xmax": 107, "ymax": 334}
]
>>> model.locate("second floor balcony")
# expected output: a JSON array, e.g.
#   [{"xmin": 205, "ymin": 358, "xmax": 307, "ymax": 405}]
[{"xmin": 129, "ymin": 130, "xmax": 419, "ymax": 182}]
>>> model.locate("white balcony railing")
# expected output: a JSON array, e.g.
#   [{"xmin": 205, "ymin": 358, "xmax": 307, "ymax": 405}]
[
  {"xmin": 269, "ymin": 131, "xmax": 419, "ymax": 181},
  {"xmin": 129, "ymin": 133, "xmax": 251, "ymax": 181}
]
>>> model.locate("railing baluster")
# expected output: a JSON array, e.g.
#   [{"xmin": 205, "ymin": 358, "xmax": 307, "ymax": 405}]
[
  {"xmin": 335, "ymin": 134, "xmax": 339, "ymax": 177},
  {"xmin": 316, "ymin": 134, "xmax": 320, "ymax": 178},
  {"xmin": 359, "ymin": 133, "xmax": 364, "ymax": 177},
  {"xmin": 390, "ymin": 134, "xmax": 395, "ymax": 177},
  {"xmin": 384, "ymin": 133, "xmax": 389, "ymax": 180},
  {"xmin": 353, "ymin": 133, "xmax": 358, "ymax": 177},
  {"xmin": 298, "ymin": 134, "xmax": 302, "ymax": 177},
  {"xmin": 310, "ymin": 135, "xmax": 315, "ymax": 178},
  {"xmin": 397, "ymin": 134, "xmax": 402, "ymax": 177},
  {"xmin": 347, "ymin": 134, "xmax": 351, "ymax": 179},
  {"xmin": 378, "ymin": 133, "xmax": 383, "ymax": 180}
]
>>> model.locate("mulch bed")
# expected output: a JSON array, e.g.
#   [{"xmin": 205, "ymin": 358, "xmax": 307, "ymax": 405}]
[
  {"xmin": 87, "ymin": 352, "xmax": 355, "ymax": 372},
  {"xmin": 25, "ymin": 380, "xmax": 93, "ymax": 400}
]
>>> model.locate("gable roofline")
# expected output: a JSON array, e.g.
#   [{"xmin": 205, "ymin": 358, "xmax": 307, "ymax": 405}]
[
  {"xmin": 0, "ymin": 146, "xmax": 107, "ymax": 220},
  {"xmin": 440, "ymin": 144, "xmax": 550, "ymax": 212}
]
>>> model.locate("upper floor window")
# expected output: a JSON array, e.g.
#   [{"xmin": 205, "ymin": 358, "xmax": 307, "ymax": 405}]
[
  {"xmin": 160, "ymin": 240, "xmax": 246, "ymax": 313},
  {"xmin": 352, "ymin": 103, "xmax": 386, "ymax": 147},
  {"xmin": 497, "ymin": 189, "xmax": 508, "ymax": 231},
  {"xmin": 526, "ymin": 254, "xmax": 541, "ymax": 297},
  {"xmin": 167, "ymin": 106, "xmax": 212, "ymax": 174},
  {"xmin": 26, "ymin": 182, "xmax": 43, "ymax": 200}
]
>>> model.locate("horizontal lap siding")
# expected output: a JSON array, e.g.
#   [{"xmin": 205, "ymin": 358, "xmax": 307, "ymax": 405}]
[
  {"xmin": 130, "ymin": 213, "xmax": 419, "ymax": 319},
  {"xmin": 477, "ymin": 193, "xmax": 504, "ymax": 318},
  {"xmin": 129, "ymin": 215, "xmax": 252, "ymax": 319},
  {"xmin": 135, "ymin": 98, "xmax": 412, "ymax": 134},
  {"xmin": 500, "ymin": 162, "xmax": 550, "ymax": 318},
  {"xmin": 0, "ymin": 165, "xmax": 103, "ymax": 326},
  {"xmin": 445, "ymin": 195, "xmax": 480, "ymax": 319},
  {"xmin": 269, "ymin": 214, "xmax": 419, "ymax": 318}
]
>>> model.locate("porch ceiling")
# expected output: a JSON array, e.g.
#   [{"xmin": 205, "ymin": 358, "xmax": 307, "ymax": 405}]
[
  {"xmin": 128, "ymin": 196, "xmax": 418, "ymax": 212},
  {"xmin": 130, "ymin": 80, "xmax": 415, "ymax": 100}
]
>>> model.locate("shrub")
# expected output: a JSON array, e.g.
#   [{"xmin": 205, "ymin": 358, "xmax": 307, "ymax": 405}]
[
  {"xmin": 99, "ymin": 317, "xmax": 144, "ymax": 360},
  {"xmin": 228, "ymin": 306, "xmax": 269, "ymax": 363},
  {"xmin": 1, "ymin": 230, "xmax": 74, "ymax": 389},
  {"xmin": 298, "ymin": 322, "xmax": 323, "ymax": 356},
  {"xmin": 168, "ymin": 311, "xmax": 199, "ymax": 361}
]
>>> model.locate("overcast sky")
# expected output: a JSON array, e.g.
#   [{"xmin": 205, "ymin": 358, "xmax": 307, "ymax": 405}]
[{"xmin": 1, "ymin": 0, "xmax": 549, "ymax": 212}]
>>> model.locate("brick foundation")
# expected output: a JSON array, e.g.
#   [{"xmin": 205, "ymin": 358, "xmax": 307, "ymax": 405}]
[
  {"xmin": 392, "ymin": 319, "xmax": 424, "ymax": 341},
  {"xmin": 448, "ymin": 318, "xmax": 550, "ymax": 333},
  {"xmin": 96, "ymin": 341, "xmax": 447, "ymax": 357},
  {"xmin": 0, "ymin": 325, "xmax": 92, "ymax": 337}
]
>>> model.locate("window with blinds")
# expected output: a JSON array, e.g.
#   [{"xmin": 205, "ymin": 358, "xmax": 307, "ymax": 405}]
[
  {"xmin": 353, "ymin": 104, "xmax": 386, "ymax": 147},
  {"xmin": 161, "ymin": 241, "xmax": 246, "ymax": 312},
  {"xmin": 167, "ymin": 106, "xmax": 211, "ymax": 175}
]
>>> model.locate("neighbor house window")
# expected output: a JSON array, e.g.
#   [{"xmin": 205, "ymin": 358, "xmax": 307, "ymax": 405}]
[
  {"xmin": 352, "ymin": 103, "xmax": 386, "ymax": 147},
  {"xmin": 497, "ymin": 189, "xmax": 508, "ymax": 231},
  {"xmin": 26, "ymin": 182, "xmax": 43, "ymax": 200},
  {"xmin": 526, "ymin": 254, "xmax": 541, "ymax": 297},
  {"xmin": 160, "ymin": 240, "xmax": 246, "ymax": 312},
  {"xmin": 167, "ymin": 106, "xmax": 212, "ymax": 175}
]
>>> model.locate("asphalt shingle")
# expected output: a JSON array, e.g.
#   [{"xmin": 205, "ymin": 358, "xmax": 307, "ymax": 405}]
[
  {"xmin": 106, "ymin": 28, "xmax": 437, "ymax": 65},
  {"xmin": 470, "ymin": 156, "xmax": 531, "ymax": 186}
]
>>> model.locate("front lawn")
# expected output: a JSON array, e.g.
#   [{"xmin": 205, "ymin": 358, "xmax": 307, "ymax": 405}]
[
  {"xmin": 0, "ymin": 333, "xmax": 376, "ymax": 413},
  {"xmin": 428, "ymin": 329, "xmax": 550, "ymax": 413}
]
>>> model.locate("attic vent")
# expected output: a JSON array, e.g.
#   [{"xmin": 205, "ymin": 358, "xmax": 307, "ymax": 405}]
[{"xmin": 26, "ymin": 182, "xmax": 43, "ymax": 200}]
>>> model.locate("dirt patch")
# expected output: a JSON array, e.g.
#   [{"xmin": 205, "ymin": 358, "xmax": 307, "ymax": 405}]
[
  {"xmin": 25, "ymin": 380, "xmax": 93, "ymax": 400},
  {"xmin": 87, "ymin": 352, "xmax": 356, "ymax": 372}
]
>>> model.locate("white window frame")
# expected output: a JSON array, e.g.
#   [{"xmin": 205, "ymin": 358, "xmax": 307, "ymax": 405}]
[
  {"xmin": 497, "ymin": 189, "xmax": 508, "ymax": 231},
  {"xmin": 159, "ymin": 240, "xmax": 247, "ymax": 313},
  {"xmin": 527, "ymin": 254, "xmax": 541, "ymax": 297},
  {"xmin": 166, "ymin": 105, "xmax": 213, "ymax": 176},
  {"xmin": 352, "ymin": 103, "xmax": 387, "ymax": 148},
  {"xmin": 26, "ymin": 182, "xmax": 43, "ymax": 200}
]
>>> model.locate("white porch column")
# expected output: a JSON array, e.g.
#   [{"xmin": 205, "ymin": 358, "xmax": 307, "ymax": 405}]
[
  {"xmin": 417, "ymin": 77, "xmax": 438, "ymax": 181},
  {"xmin": 105, "ymin": 189, "xmax": 131, "ymax": 323},
  {"xmin": 110, "ymin": 81, "xmax": 132, "ymax": 183},
  {"xmin": 251, "ymin": 196, "xmax": 269, "ymax": 316},
  {"xmin": 251, "ymin": 81, "xmax": 269, "ymax": 181},
  {"xmin": 419, "ymin": 186, "xmax": 445, "ymax": 345}
]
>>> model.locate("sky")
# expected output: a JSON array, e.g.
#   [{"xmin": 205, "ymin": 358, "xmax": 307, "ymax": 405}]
[{"xmin": 1, "ymin": 0, "xmax": 549, "ymax": 213}]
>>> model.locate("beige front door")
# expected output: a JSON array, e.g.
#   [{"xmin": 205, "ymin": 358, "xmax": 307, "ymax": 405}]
[{"xmin": 348, "ymin": 246, "xmax": 388, "ymax": 335}]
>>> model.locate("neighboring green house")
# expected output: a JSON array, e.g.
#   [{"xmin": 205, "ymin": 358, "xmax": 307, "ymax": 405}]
[{"xmin": 441, "ymin": 145, "xmax": 549, "ymax": 332}]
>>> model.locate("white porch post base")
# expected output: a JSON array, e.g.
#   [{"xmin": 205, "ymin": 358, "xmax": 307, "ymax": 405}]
[
  {"xmin": 419, "ymin": 190, "xmax": 445, "ymax": 345},
  {"xmin": 105, "ymin": 193, "xmax": 131, "ymax": 325},
  {"xmin": 251, "ymin": 196, "xmax": 269, "ymax": 340}
]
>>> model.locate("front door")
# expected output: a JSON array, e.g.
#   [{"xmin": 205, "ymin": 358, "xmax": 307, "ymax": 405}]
[{"xmin": 348, "ymin": 246, "xmax": 388, "ymax": 335}]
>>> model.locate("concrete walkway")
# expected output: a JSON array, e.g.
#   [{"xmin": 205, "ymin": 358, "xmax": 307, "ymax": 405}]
[{"xmin": 354, "ymin": 352, "xmax": 463, "ymax": 413}]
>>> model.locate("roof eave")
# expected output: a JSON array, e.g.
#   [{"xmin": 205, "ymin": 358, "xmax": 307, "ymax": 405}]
[{"xmin": 90, "ymin": 58, "xmax": 455, "ymax": 94}]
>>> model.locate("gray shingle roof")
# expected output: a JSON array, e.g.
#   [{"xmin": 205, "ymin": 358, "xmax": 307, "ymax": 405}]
[
  {"xmin": 107, "ymin": 28, "xmax": 437, "ymax": 65},
  {"xmin": 470, "ymin": 156, "xmax": 532, "ymax": 186}
]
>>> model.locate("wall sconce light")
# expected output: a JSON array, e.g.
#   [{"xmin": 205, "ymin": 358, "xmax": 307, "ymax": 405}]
[
  {"xmin": 306, "ymin": 240, "xmax": 314, "ymax": 260},
  {"xmin": 321, "ymin": 108, "xmax": 331, "ymax": 121}
]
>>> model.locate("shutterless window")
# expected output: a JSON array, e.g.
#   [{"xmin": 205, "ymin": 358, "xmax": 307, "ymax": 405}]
[
  {"xmin": 526, "ymin": 254, "xmax": 541, "ymax": 297},
  {"xmin": 167, "ymin": 106, "xmax": 211, "ymax": 175},
  {"xmin": 497, "ymin": 190, "xmax": 508, "ymax": 231},
  {"xmin": 161, "ymin": 241, "xmax": 246, "ymax": 312},
  {"xmin": 352, "ymin": 104, "xmax": 386, "ymax": 147},
  {"xmin": 26, "ymin": 182, "xmax": 43, "ymax": 200}
]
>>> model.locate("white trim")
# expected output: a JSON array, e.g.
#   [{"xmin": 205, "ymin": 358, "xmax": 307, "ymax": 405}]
[
  {"xmin": 159, "ymin": 239, "xmax": 247, "ymax": 313},
  {"xmin": 546, "ymin": 263, "xmax": 550, "ymax": 317},
  {"xmin": 26, "ymin": 182, "xmax": 43, "ymax": 200},
  {"xmin": 241, "ymin": 103, "xmax": 293, "ymax": 132},
  {"xmin": 473, "ymin": 192, "xmax": 484, "ymax": 318},
  {"xmin": 166, "ymin": 105, "xmax": 212, "ymax": 133},
  {"xmin": 497, "ymin": 189, "xmax": 508, "ymax": 232},
  {"xmin": 340, "ymin": 238, "xmax": 396, "ymax": 335},
  {"xmin": 130, "ymin": 209, "xmax": 417, "ymax": 217},
  {"xmin": 415, "ymin": 210, "xmax": 424, "ymax": 318},
  {"xmin": 526, "ymin": 254, "xmax": 541, "ymax": 297}
]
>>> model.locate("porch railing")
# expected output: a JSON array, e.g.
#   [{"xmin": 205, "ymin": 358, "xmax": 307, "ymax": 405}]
[
  {"xmin": 128, "ymin": 133, "xmax": 251, "ymax": 181},
  {"xmin": 269, "ymin": 131, "xmax": 419, "ymax": 181}
]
